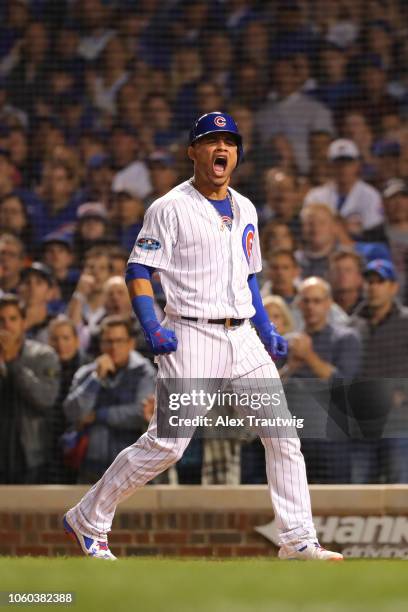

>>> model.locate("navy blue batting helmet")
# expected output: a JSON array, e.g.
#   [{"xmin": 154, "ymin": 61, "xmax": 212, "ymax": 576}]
[{"xmin": 189, "ymin": 111, "xmax": 243, "ymax": 165}]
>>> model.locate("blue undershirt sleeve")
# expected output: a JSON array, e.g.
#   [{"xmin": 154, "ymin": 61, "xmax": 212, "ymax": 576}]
[
  {"xmin": 125, "ymin": 262, "xmax": 156, "ymax": 283},
  {"xmin": 248, "ymin": 273, "xmax": 273, "ymax": 333},
  {"xmin": 125, "ymin": 262, "xmax": 158, "ymax": 330}
]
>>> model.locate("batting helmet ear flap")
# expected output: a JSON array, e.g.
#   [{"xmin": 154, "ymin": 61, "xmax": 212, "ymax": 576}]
[{"xmin": 189, "ymin": 111, "xmax": 244, "ymax": 166}]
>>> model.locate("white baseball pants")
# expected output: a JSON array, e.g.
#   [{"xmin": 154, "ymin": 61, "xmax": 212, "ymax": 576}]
[{"xmin": 66, "ymin": 319, "xmax": 316, "ymax": 546}]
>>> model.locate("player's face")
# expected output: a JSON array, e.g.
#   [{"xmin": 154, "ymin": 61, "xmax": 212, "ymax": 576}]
[{"xmin": 188, "ymin": 132, "xmax": 238, "ymax": 187}]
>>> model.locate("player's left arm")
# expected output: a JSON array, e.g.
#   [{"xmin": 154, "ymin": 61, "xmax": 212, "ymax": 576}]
[
  {"xmin": 247, "ymin": 273, "xmax": 288, "ymax": 359},
  {"xmin": 246, "ymin": 206, "xmax": 287, "ymax": 359}
]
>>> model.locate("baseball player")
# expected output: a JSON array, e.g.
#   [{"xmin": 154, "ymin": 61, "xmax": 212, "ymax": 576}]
[{"xmin": 63, "ymin": 112, "xmax": 343, "ymax": 561}]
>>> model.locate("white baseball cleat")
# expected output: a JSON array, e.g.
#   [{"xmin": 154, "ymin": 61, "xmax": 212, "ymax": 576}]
[
  {"xmin": 279, "ymin": 540, "xmax": 343, "ymax": 561},
  {"xmin": 63, "ymin": 514, "xmax": 117, "ymax": 560}
]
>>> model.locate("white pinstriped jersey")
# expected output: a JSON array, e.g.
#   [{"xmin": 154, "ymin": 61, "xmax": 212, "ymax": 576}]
[{"xmin": 128, "ymin": 179, "xmax": 263, "ymax": 319}]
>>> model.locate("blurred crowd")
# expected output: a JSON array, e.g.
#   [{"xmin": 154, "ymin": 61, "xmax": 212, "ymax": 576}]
[{"xmin": 1, "ymin": 0, "xmax": 408, "ymax": 485}]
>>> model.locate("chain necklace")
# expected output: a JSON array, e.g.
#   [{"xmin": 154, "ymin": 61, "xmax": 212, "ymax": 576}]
[
  {"xmin": 190, "ymin": 178, "xmax": 234, "ymax": 231},
  {"xmin": 220, "ymin": 190, "xmax": 234, "ymax": 232}
]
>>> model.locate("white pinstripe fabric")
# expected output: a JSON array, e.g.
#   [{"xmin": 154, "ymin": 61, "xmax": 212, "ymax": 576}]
[{"xmin": 66, "ymin": 320, "xmax": 316, "ymax": 545}]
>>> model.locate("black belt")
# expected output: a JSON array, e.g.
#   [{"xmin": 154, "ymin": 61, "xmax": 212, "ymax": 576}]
[{"xmin": 181, "ymin": 316, "xmax": 245, "ymax": 328}]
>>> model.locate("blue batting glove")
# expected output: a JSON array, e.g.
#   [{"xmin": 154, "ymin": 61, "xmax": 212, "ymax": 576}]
[
  {"xmin": 257, "ymin": 322, "xmax": 288, "ymax": 359},
  {"xmin": 143, "ymin": 320, "xmax": 178, "ymax": 355}
]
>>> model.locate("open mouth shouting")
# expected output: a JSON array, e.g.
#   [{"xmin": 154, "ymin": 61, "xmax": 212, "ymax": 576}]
[{"xmin": 213, "ymin": 155, "xmax": 228, "ymax": 177}]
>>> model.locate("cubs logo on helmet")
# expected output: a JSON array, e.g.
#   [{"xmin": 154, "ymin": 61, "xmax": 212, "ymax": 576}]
[
  {"xmin": 242, "ymin": 224, "xmax": 255, "ymax": 263},
  {"xmin": 214, "ymin": 115, "xmax": 227, "ymax": 127}
]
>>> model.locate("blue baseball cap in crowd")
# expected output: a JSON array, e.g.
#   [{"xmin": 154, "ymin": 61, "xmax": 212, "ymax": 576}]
[
  {"xmin": 372, "ymin": 139, "xmax": 401, "ymax": 158},
  {"xmin": 364, "ymin": 259, "xmax": 397, "ymax": 281},
  {"xmin": 42, "ymin": 232, "xmax": 73, "ymax": 251},
  {"xmin": 147, "ymin": 150, "xmax": 175, "ymax": 167},
  {"xmin": 87, "ymin": 153, "xmax": 113, "ymax": 170}
]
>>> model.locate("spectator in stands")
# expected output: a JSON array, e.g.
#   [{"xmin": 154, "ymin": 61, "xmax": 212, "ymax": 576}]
[
  {"xmin": 293, "ymin": 51, "xmax": 317, "ymax": 94},
  {"xmin": 364, "ymin": 20, "xmax": 396, "ymax": 76},
  {"xmin": 202, "ymin": 31, "xmax": 234, "ymax": 100},
  {"xmin": 0, "ymin": 233, "xmax": 25, "ymax": 294},
  {"xmin": 193, "ymin": 80, "xmax": 225, "ymax": 124},
  {"xmin": 283, "ymin": 277, "xmax": 361, "ymax": 483},
  {"xmin": 0, "ymin": 193, "xmax": 34, "ymax": 249},
  {"xmin": 31, "ymin": 117, "xmax": 66, "ymax": 169},
  {"xmin": 84, "ymin": 154, "xmax": 115, "ymax": 207},
  {"xmin": 0, "ymin": 148, "xmax": 18, "ymax": 199},
  {"xmin": 307, "ymin": 130, "xmax": 333, "ymax": 188},
  {"xmin": 63, "ymin": 315, "xmax": 156, "ymax": 483},
  {"xmin": 329, "ymin": 250, "xmax": 365, "ymax": 315},
  {"xmin": 47, "ymin": 315, "xmax": 85, "ymax": 484},
  {"xmin": 263, "ymin": 294, "xmax": 295, "ymax": 337},
  {"xmin": 270, "ymin": 1, "xmax": 319, "ymax": 59},
  {"xmin": 308, "ymin": 130, "xmax": 332, "ymax": 167},
  {"xmin": 73, "ymin": 202, "xmax": 110, "ymax": 262},
  {"xmin": 261, "ymin": 248, "xmax": 300, "ymax": 302},
  {"xmin": 261, "ymin": 168, "xmax": 302, "ymax": 239},
  {"xmin": 227, "ymin": 104, "xmax": 283, "ymax": 205},
  {"xmin": 304, "ymin": 139, "xmax": 385, "ymax": 239},
  {"xmin": 352, "ymin": 54, "xmax": 399, "ymax": 134},
  {"xmin": 260, "ymin": 221, "xmax": 297, "ymax": 256},
  {"xmin": 350, "ymin": 259, "xmax": 408, "ymax": 483},
  {"xmin": 0, "ymin": 1, "xmax": 30, "ymax": 77},
  {"xmin": 239, "ymin": 20, "xmax": 270, "ymax": 71},
  {"xmin": 8, "ymin": 127, "xmax": 30, "ymax": 183},
  {"xmin": 0, "ymin": 79, "xmax": 28, "ymax": 128},
  {"xmin": 86, "ymin": 276, "xmax": 148, "ymax": 361},
  {"xmin": 255, "ymin": 56, "xmax": 334, "ymax": 174},
  {"xmin": 297, "ymin": 204, "xmax": 339, "ymax": 280},
  {"xmin": 143, "ymin": 94, "xmax": 179, "ymax": 151},
  {"xmin": 51, "ymin": 24, "xmax": 85, "ymax": 88},
  {"xmin": 116, "ymin": 83, "xmax": 142, "ymax": 131},
  {"xmin": 41, "ymin": 234, "xmax": 79, "ymax": 306},
  {"xmin": 7, "ymin": 21, "xmax": 50, "ymax": 115},
  {"xmin": 340, "ymin": 111, "xmax": 375, "ymax": 178},
  {"xmin": 262, "ymin": 247, "xmax": 348, "ymax": 330},
  {"xmin": 382, "ymin": 179, "xmax": 408, "ymax": 302},
  {"xmin": 111, "ymin": 191, "xmax": 144, "ymax": 252},
  {"xmin": 0, "ymin": 293, "xmax": 60, "ymax": 483},
  {"xmin": 110, "ymin": 123, "xmax": 152, "ymax": 199},
  {"xmin": 19, "ymin": 262, "xmax": 56, "ymax": 344},
  {"xmin": 67, "ymin": 246, "xmax": 112, "ymax": 332},
  {"xmin": 35, "ymin": 160, "xmax": 84, "ymax": 241},
  {"xmin": 372, "ymin": 139, "xmax": 401, "ymax": 187},
  {"xmin": 144, "ymin": 151, "xmax": 178, "ymax": 208},
  {"xmin": 108, "ymin": 246, "xmax": 129, "ymax": 277},
  {"xmin": 77, "ymin": 0, "xmax": 115, "ymax": 63},
  {"xmin": 89, "ymin": 36, "xmax": 130, "ymax": 116},
  {"xmin": 313, "ymin": 42, "xmax": 358, "ymax": 111},
  {"xmin": 232, "ymin": 62, "xmax": 268, "ymax": 112}
]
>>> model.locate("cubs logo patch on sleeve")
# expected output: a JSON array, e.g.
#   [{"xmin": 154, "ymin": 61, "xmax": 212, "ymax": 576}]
[
  {"xmin": 242, "ymin": 223, "xmax": 255, "ymax": 263},
  {"xmin": 135, "ymin": 237, "xmax": 161, "ymax": 250}
]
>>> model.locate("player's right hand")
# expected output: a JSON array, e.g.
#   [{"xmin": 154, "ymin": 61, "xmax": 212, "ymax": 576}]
[{"xmin": 143, "ymin": 321, "xmax": 178, "ymax": 355}]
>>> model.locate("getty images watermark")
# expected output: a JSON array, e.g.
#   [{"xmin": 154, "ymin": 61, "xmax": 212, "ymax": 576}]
[{"xmin": 165, "ymin": 389, "xmax": 304, "ymax": 430}]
